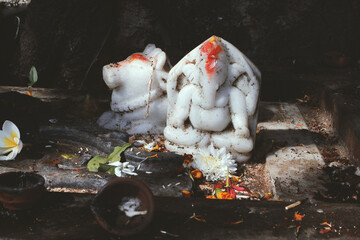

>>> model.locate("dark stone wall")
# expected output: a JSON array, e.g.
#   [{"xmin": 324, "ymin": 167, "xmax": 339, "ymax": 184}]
[{"xmin": 0, "ymin": 0, "xmax": 359, "ymax": 92}]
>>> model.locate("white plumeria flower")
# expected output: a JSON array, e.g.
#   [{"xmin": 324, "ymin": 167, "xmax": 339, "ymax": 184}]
[
  {"xmin": 0, "ymin": 120, "xmax": 23, "ymax": 161},
  {"xmin": 108, "ymin": 161, "xmax": 138, "ymax": 177},
  {"xmin": 191, "ymin": 144, "xmax": 237, "ymax": 181}
]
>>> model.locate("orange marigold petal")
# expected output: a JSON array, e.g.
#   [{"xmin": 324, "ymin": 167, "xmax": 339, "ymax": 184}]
[
  {"xmin": 294, "ymin": 212, "xmax": 305, "ymax": 221},
  {"xmin": 321, "ymin": 222, "xmax": 331, "ymax": 226},
  {"xmin": 216, "ymin": 191, "xmax": 235, "ymax": 200},
  {"xmin": 182, "ymin": 190, "xmax": 191, "ymax": 198},
  {"xmin": 150, "ymin": 145, "xmax": 160, "ymax": 152},
  {"xmin": 191, "ymin": 170, "xmax": 203, "ymax": 179},
  {"xmin": 224, "ymin": 220, "xmax": 243, "ymax": 225},
  {"xmin": 206, "ymin": 195, "xmax": 216, "ymax": 199}
]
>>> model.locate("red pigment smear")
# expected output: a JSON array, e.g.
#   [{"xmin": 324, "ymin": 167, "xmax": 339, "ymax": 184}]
[
  {"xmin": 128, "ymin": 53, "xmax": 150, "ymax": 63},
  {"xmin": 200, "ymin": 38, "xmax": 222, "ymax": 77},
  {"xmin": 110, "ymin": 54, "xmax": 149, "ymax": 68}
]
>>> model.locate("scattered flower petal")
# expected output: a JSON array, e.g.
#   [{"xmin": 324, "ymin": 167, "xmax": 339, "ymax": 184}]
[
  {"xmin": 224, "ymin": 220, "xmax": 243, "ymax": 225},
  {"xmin": 206, "ymin": 195, "xmax": 216, "ymax": 199},
  {"xmin": 194, "ymin": 216, "xmax": 206, "ymax": 222},
  {"xmin": 216, "ymin": 191, "xmax": 234, "ymax": 200},
  {"xmin": 108, "ymin": 161, "xmax": 137, "ymax": 177},
  {"xmin": 321, "ymin": 222, "xmax": 332, "ymax": 227},
  {"xmin": 191, "ymin": 169, "xmax": 203, "ymax": 179},
  {"xmin": 232, "ymin": 185, "xmax": 246, "ymax": 192},
  {"xmin": 144, "ymin": 142, "xmax": 156, "ymax": 151},
  {"xmin": 182, "ymin": 190, "xmax": 191, "ymax": 198},
  {"xmin": 229, "ymin": 188, "xmax": 236, "ymax": 199},
  {"xmin": 263, "ymin": 192, "xmax": 272, "ymax": 199},
  {"xmin": 150, "ymin": 144, "xmax": 160, "ymax": 152},
  {"xmin": 294, "ymin": 212, "xmax": 305, "ymax": 221},
  {"xmin": 316, "ymin": 209, "xmax": 324, "ymax": 213}
]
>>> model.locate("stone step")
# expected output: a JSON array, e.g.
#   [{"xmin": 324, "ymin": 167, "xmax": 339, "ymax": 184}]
[
  {"xmin": 258, "ymin": 102, "xmax": 327, "ymax": 200},
  {"xmin": 1, "ymin": 193, "xmax": 360, "ymax": 239}
]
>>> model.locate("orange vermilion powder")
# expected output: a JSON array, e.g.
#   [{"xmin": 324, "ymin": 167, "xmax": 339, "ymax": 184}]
[
  {"xmin": 200, "ymin": 37, "xmax": 222, "ymax": 77},
  {"xmin": 128, "ymin": 54, "xmax": 150, "ymax": 63}
]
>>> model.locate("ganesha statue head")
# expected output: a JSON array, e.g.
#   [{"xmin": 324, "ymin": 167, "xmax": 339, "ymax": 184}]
[
  {"xmin": 165, "ymin": 36, "xmax": 261, "ymax": 162},
  {"xmin": 97, "ymin": 44, "xmax": 170, "ymax": 134}
]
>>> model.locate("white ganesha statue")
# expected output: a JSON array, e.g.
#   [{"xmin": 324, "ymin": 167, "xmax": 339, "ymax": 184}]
[
  {"xmin": 97, "ymin": 44, "xmax": 170, "ymax": 134},
  {"xmin": 164, "ymin": 36, "xmax": 261, "ymax": 162}
]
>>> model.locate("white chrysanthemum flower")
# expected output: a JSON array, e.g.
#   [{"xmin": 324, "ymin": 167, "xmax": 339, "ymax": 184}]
[
  {"xmin": 108, "ymin": 161, "xmax": 138, "ymax": 177},
  {"xmin": 191, "ymin": 144, "xmax": 237, "ymax": 181},
  {"xmin": 0, "ymin": 120, "xmax": 23, "ymax": 161}
]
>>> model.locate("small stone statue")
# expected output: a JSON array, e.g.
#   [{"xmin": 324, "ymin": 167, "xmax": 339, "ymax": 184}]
[
  {"xmin": 98, "ymin": 44, "xmax": 170, "ymax": 134},
  {"xmin": 165, "ymin": 36, "xmax": 261, "ymax": 162}
]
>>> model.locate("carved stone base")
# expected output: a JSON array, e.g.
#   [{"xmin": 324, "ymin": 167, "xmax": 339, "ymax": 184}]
[
  {"xmin": 97, "ymin": 97, "xmax": 167, "ymax": 135},
  {"xmin": 164, "ymin": 140, "xmax": 251, "ymax": 163}
]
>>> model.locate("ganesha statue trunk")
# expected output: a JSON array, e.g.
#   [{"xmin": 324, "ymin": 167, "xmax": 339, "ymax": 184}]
[{"xmin": 164, "ymin": 36, "xmax": 261, "ymax": 162}]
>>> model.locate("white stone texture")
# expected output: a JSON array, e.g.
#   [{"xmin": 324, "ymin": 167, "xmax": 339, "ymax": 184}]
[
  {"xmin": 98, "ymin": 44, "xmax": 170, "ymax": 134},
  {"xmin": 165, "ymin": 36, "xmax": 261, "ymax": 162}
]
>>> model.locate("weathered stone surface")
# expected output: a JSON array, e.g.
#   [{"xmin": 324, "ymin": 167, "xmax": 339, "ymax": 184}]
[
  {"xmin": 0, "ymin": 101, "xmax": 330, "ymax": 201},
  {"xmin": 0, "ymin": 121, "xmax": 192, "ymax": 197},
  {"xmin": 259, "ymin": 102, "xmax": 328, "ymax": 200},
  {"xmin": 1, "ymin": 193, "xmax": 360, "ymax": 239},
  {"xmin": 321, "ymin": 80, "xmax": 360, "ymax": 164}
]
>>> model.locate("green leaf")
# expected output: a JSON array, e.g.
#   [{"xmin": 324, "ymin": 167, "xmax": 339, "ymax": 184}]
[
  {"xmin": 99, "ymin": 164, "xmax": 116, "ymax": 175},
  {"xmin": 86, "ymin": 143, "xmax": 131, "ymax": 173},
  {"xmin": 28, "ymin": 66, "xmax": 38, "ymax": 87},
  {"xmin": 87, "ymin": 155, "xmax": 108, "ymax": 172},
  {"xmin": 107, "ymin": 143, "xmax": 131, "ymax": 163}
]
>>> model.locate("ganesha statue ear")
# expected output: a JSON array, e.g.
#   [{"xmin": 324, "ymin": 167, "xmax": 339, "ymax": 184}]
[
  {"xmin": 165, "ymin": 36, "xmax": 261, "ymax": 162},
  {"xmin": 97, "ymin": 44, "xmax": 171, "ymax": 134}
]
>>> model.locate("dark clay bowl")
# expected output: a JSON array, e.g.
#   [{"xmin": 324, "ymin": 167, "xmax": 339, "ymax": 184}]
[
  {"xmin": 91, "ymin": 178, "xmax": 155, "ymax": 237},
  {"xmin": 0, "ymin": 172, "xmax": 46, "ymax": 210}
]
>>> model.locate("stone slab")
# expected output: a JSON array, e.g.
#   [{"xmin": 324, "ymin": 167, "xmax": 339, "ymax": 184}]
[{"xmin": 258, "ymin": 102, "xmax": 327, "ymax": 200}]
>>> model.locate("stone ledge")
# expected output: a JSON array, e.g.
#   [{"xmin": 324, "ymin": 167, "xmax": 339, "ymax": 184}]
[
  {"xmin": 0, "ymin": 193, "xmax": 359, "ymax": 239},
  {"xmin": 320, "ymin": 81, "xmax": 360, "ymax": 164}
]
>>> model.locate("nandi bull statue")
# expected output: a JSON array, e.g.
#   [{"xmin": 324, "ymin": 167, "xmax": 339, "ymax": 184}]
[
  {"xmin": 164, "ymin": 36, "xmax": 261, "ymax": 162},
  {"xmin": 97, "ymin": 44, "xmax": 170, "ymax": 134}
]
